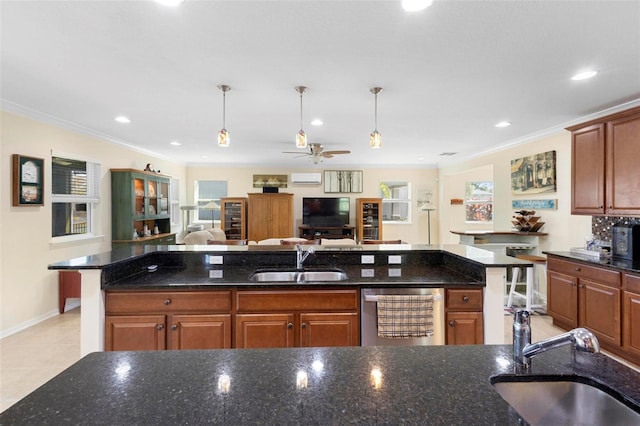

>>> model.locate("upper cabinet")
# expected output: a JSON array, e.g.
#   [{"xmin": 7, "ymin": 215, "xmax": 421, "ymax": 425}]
[
  {"xmin": 111, "ymin": 169, "xmax": 175, "ymax": 248},
  {"xmin": 356, "ymin": 198, "xmax": 383, "ymax": 242},
  {"xmin": 221, "ymin": 197, "xmax": 247, "ymax": 240},
  {"xmin": 569, "ymin": 106, "xmax": 640, "ymax": 216}
]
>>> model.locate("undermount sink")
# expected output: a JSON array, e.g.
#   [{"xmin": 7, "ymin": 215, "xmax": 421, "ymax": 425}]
[
  {"xmin": 491, "ymin": 376, "xmax": 640, "ymax": 425},
  {"xmin": 249, "ymin": 269, "xmax": 348, "ymax": 282}
]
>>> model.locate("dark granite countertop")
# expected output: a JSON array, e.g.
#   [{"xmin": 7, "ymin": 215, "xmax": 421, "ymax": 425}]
[
  {"xmin": 1, "ymin": 345, "xmax": 638, "ymax": 425},
  {"xmin": 545, "ymin": 251, "xmax": 640, "ymax": 275}
]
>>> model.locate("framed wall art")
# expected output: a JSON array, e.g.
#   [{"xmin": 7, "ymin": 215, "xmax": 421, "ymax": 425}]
[
  {"xmin": 252, "ymin": 174, "xmax": 288, "ymax": 188},
  {"xmin": 12, "ymin": 154, "xmax": 44, "ymax": 206},
  {"xmin": 324, "ymin": 170, "xmax": 363, "ymax": 193},
  {"xmin": 511, "ymin": 150, "xmax": 557, "ymax": 195}
]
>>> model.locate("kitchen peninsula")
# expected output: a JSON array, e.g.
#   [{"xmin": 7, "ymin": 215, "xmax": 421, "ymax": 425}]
[{"xmin": 49, "ymin": 244, "xmax": 530, "ymax": 355}]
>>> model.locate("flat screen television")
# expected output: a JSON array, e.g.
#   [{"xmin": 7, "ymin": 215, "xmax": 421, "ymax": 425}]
[{"xmin": 302, "ymin": 197, "xmax": 350, "ymax": 226}]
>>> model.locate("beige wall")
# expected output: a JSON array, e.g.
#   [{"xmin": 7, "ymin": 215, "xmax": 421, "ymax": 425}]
[
  {"xmin": 0, "ymin": 111, "xmax": 188, "ymax": 336},
  {"xmin": 438, "ymin": 131, "xmax": 592, "ymax": 252}
]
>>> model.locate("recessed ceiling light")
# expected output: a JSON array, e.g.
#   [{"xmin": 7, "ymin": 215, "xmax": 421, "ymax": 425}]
[
  {"xmin": 417, "ymin": 157, "xmax": 425, "ymax": 161},
  {"xmin": 201, "ymin": 155, "xmax": 209, "ymax": 159},
  {"xmin": 155, "ymin": 0, "xmax": 184, "ymax": 6},
  {"xmin": 402, "ymin": 0, "xmax": 433, "ymax": 11},
  {"xmin": 115, "ymin": 116, "xmax": 130, "ymax": 123},
  {"xmin": 495, "ymin": 121, "xmax": 512, "ymax": 128},
  {"xmin": 170, "ymin": 141, "xmax": 181, "ymax": 146},
  {"xmin": 571, "ymin": 70, "xmax": 598, "ymax": 81},
  {"xmin": 311, "ymin": 119, "xmax": 323, "ymax": 126},
  {"xmin": 439, "ymin": 152, "xmax": 457, "ymax": 156}
]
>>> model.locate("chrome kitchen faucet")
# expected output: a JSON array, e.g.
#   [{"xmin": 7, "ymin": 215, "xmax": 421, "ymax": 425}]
[{"xmin": 296, "ymin": 244, "xmax": 315, "ymax": 269}]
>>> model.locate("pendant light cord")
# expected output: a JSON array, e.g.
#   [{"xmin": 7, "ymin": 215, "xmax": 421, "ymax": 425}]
[
  {"xmin": 300, "ymin": 91, "xmax": 304, "ymax": 131},
  {"xmin": 222, "ymin": 90, "xmax": 226, "ymax": 129}
]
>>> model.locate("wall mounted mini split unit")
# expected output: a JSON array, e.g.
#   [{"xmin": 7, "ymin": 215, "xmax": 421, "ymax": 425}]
[{"xmin": 291, "ymin": 172, "xmax": 322, "ymax": 184}]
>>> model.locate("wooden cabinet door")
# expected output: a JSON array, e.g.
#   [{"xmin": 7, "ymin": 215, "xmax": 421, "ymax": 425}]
[
  {"xmin": 248, "ymin": 195, "xmax": 271, "ymax": 242},
  {"xmin": 623, "ymin": 290, "xmax": 640, "ymax": 360},
  {"xmin": 579, "ymin": 278, "xmax": 621, "ymax": 347},
  {"xmin": 168, "ymin": 314, "xmax": 231, "ymax": 350},
  {"xmin": 235, "ymin": 313, "xmax": 295, "ymax": 349},
  {"xmin": 105, "ymin": 315, "xmax": 166, "ymax": 351},
  {"xmin": 571, "ymin": 124, "xmax": 605, "ymax": 215},
  {"xmin": 606, "ymin": 112, "xmax": 640, "ymax": 215},
  {"xmin": 300, "ymin": 313, "xmax": 359, "ymax": 347},
  {"xmin": 445, "ymin": 312, "xmax": 483, "ymax": 345},
  {"xmin": 547, "ymin": 270, "xmax": 578, "ymax": 329},
  {"xmin": 270, "ymin": 195, "xmax": 293, "ymax": 238}
]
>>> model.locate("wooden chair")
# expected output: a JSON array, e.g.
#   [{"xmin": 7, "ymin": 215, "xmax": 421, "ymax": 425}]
[
  {"xmin": 360, "ymin": 239, "xmax": 402, "ymax": 244},
  {"xmin": 280, "ymin": 239, "xmax": 321, "ymax": 245},
  {"xmin": 207, "ymin": 239, "xmax": 248, "ymax": 245}
]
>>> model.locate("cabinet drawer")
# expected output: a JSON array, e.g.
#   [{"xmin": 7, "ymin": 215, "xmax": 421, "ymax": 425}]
[
  {"xmin": 547, "ymin": 258, "xmax": 620, "ymax": 288},
  {"xmin": 446, "ymin": 289, "xmax": 483, "ymax": 310},
  {"xmin": 236, "ymin": 289, "xmax": 358, "ymax": 312},
  {"xmin": 625, "ymin": 274, "xmax": 640, "ymax": 294},
  {"xmin": 106, "ymin": 290, "xmax": 232, "ymax": 314}
]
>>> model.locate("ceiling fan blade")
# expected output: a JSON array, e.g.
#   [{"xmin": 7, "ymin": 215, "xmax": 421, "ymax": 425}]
[
  {"xmin": 321, "ymin": 153, "xmax": 334, "ymax": 158},
  {"xmin": 282, "ymin": 151, "xmax": 310, "ymax": 155},
  {"xmin": 322, "ymin": 150, "xmax": 351, "ymax": 155}
]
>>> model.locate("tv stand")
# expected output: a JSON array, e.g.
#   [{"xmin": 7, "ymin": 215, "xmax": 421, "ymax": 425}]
[{"xmin": 299, "ymin": 226, "xmax": 355, "ymax": 240}]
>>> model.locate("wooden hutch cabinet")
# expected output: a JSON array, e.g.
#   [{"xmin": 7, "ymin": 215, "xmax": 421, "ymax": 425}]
[
  {"xmin": 247, "ymin": 193, "xmax": 293, "ymax": 242},
  {"xmin": 356, "ymin": 198, "xmax": 383, "ymax": 242},
  {"xmin": 221, "ymin": 197, "xmax": 247, "ymax": 240},
  {"xmin": 110, "ymin": 169, "xmax": 176, "ymax": 248},
  {"xmin": 568, "ymin": 106, "xmax": 640, "ymax": 216}
]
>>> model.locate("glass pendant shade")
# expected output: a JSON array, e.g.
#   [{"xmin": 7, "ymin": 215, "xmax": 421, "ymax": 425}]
[
  {"xmin": 370, "ymin": 130, "xmax": 382, "ymax": 149},
  {"xmin": 218, "ymin": 128, "xmax": 230, "ymax": 147},
  {"xmin": 296, "ymin": 130, "xmax": 307, "ymax": 148}
]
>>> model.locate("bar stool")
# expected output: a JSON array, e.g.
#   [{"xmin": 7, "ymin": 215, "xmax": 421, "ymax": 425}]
[{"xmin": 507, "ymin": 254, "xmax": 547, "ymax": 312}]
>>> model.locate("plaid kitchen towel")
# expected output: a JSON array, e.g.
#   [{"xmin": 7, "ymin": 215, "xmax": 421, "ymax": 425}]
[{"xmin": 376, "ymin": 294, "xmax": 434, "ymax": 338}]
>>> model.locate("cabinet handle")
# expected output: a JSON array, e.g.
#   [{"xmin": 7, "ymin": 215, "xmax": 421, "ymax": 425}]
[
  {"xmin": 157, "ymin": 324, "xmax": 164, "ymax": 331},
  {"xmin": 163, "ymin": 299, "xmax": 171, "ymax": 305},
  {"xmin": 462, "ymin": 296, "xmax": 470, "ymax": 303},
  {"xmin": 575, "ymin": 267, "xmax": 581, "ymax": 272},
  {"xmin": 449, "ymin": 321, "xmax": 455, "ymax": 327},
  {"xmin": 287, "ymin": 322, "xmax": 293, "ymax": 329},
  {"xmin": 171, "ymin": 325, "xmax": 178, "ymax": 331},
  {"xmin": 579, "ymin": 284, "xmax": 585, "ymax": 289},
  {"xmin": 571, "ymin": 282, "xmax": 577, "ymax": 287},
  {"xmin": 301, "ymin": 322, "xmax": 307, "ymax": 329}
]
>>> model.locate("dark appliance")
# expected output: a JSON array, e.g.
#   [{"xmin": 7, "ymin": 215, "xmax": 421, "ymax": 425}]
[
  {"xmin": 302, "ymin": 197, "xmax": 350, "ymax": 226},
  {"xmin": 262, "ymin": 186, "xmax": 278, "ymax": 193},
  {"xmin": 612, "ymin": 224, "xmax": 640, "ymax": 260}
]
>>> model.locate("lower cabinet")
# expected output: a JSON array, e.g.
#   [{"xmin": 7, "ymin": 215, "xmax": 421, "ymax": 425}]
[
  {"xmin": 235, "ymin": 289, "xmax": 360, "ymax": 349},
  {"xmin": 445, "ymin": 288, "xmax": 484, "ymax": 345},
  {"xmin": 623, "ymin": 274, "xmax": 640, "ymax": 363},
  {"xmin": 547, "ymin": 257, "xmax": 621, "ymax": 348},
  {"xmin": 105, "ymin": 290, "xmax": 232, "ymax": 351}
]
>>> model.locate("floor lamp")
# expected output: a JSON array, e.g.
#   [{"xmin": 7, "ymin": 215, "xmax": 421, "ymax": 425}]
[
  {"xmin": 421, "ymin": 204, "xmax": 436, "ymax": 245},
  {"xmin": 203, "ymin": 201, "xmax": 221, "ymax": 229}
]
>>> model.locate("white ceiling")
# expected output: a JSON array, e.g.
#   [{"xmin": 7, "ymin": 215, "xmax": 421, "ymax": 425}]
[{"xmin": 1, "ymin": 1, "xmax": 639, "ymax": 168}]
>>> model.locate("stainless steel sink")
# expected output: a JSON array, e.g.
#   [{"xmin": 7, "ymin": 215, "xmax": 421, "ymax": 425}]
[
  {"xmin": 249, "ymin": 269, "xmax": 348, "ymax": 282},
  {"xmin": 491, "ymin": 376, "xmax": 640, "ymax": 425}
]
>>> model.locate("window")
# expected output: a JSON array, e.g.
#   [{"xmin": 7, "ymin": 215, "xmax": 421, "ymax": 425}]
[
  {"xmin": 194, "ymin": 181, "xmax": 227, "ymax": 224},
  {"xmin": 51, "ymin": 156, "xmax": 100, "ymax": 238},
  {"xmin": 380, "ymin": 181, "xmax": 411, "ymax": 223},
  {"xmin": 465, "ymin": 181, "xmax": 493, "ymax": 223}
]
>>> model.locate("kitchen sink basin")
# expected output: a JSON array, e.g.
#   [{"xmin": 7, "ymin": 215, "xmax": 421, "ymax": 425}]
[
  {"xmin": 491, "ymin": 376, "xmax": 640, "ymax": 425},
  {"xmin": 249, "ymin": 269, "xmax": 348, "ymax": 282}
]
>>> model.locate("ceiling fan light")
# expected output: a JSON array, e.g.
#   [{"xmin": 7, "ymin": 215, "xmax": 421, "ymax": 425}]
[
  {"xmin": 370, "ymin": 130, "xmax": 382, "ymax": 149},
  {"xmin": 218, "ymin": 128, "xmax": 230, "ymax": 147},
  {"xmin": 296, "ymin": 130, "xmax": 308, "ymax": 148},
  {"xmin": 402, "ymin": 0, "xmax": 433, "ymax": 12}
]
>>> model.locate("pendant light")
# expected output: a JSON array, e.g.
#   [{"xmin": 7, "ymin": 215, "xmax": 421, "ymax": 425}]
[
  {"xmin": 295, "ymin": 86, "xmax": 308, "ymax": 148},
  {"xmin": 369, "ymin": 87, "xmax": 382, "ymax": 149},
  {"xmin": 217, "ymin": 85, "xmax": 231, "ymax": 147}
]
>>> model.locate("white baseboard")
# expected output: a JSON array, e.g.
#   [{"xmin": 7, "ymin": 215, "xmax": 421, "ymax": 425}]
[{"xmin": 0, "ymin": 308, "xmax": 62, "ymax": 340}]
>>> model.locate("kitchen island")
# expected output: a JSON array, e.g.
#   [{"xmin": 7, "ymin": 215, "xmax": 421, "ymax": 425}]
[
  {"xmin": 1, "ymin": 343, "xmax": 639, "ymax": 424},
  {"xmin": 48, "ymin": 244, "xmax": 532, "ymax": 354}
]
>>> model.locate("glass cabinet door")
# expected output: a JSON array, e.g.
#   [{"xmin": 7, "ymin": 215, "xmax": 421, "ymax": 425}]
[
  {"xmin": 158, "ymin": 181, "xmax": 169, "ymax": 215},
  {"xmin": 134, "ymin": 177, "xmax": 145, "ymax": 216}
]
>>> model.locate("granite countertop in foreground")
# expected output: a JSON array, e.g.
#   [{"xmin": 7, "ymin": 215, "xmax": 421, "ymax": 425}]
[{"xmin": 2, "ymin": 345, "xmax": 639, "ymax": 425}]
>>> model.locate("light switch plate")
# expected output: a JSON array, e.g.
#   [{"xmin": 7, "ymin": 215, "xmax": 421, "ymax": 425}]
[
  {"xmin": 208, "ymin": 255, "xmax": 224, "ymax": 265},
  {"xmin": 361, "ymin": 269, "xmax": 375, "ymax": 277},
  {"xmin": 361, "ymin": 255, "xmax": 375, "ymax": 264},
  {"xmin": 388, "ymin": 255, "xmax": 402, "ymax": 264},
  {"xmin": 388, "ymin": 268, "xmax": 402, "ymax": 277},
  {"xmin": 209, "ymin": 270, "xmax": 223, "ymax": 279}
]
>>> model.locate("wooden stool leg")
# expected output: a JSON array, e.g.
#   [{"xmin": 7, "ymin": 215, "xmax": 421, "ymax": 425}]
[
  {"xmin": 526, "ymin": 265, "xmax": 534, "ymax": 312},
  {"xmin": 507, "ymin": 267, "xmax": 519, "ymax": 308}
]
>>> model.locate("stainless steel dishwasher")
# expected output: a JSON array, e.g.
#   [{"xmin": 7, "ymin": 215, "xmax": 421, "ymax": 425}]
[{"xmin": 361, "ymin": 287, "xmax": 445, "ymax": 346}]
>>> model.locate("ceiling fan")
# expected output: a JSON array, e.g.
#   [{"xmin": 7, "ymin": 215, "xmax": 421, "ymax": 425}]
[{"xmin": 283, "ymin": 143, "xmax": 351, "ymax": 164}]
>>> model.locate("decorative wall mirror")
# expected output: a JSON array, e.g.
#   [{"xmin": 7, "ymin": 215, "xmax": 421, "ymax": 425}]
[{"xmin": 324, "ymin": 170, "xmax": 363, "ymax": 193}]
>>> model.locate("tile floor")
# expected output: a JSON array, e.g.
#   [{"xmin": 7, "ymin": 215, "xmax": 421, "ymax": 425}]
[{"xmin": 1, "ymin": 308, "xmax": 638, "ymax": 412}]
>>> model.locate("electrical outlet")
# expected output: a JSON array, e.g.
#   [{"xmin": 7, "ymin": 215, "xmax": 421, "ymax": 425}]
[
  {"xmin": 209, "ymin": 270, "xmax": 223, "ymax": 279},
  {"xmin": 208, "ymin": 255, "xmax": 223, "ymax": 265},
  {"xmin": 388, "ymin": 255, "xmax": 402, "ymax": 264},
  {"xmin": 388, "ymin": 268, "xmax": 402, "ymax": 277},
  {"xmin": 361, "ymin": 255, "xmax": 375, "ymax": 264},
  {"xmin": 361, "ymin": 268, "xmax": 375, "ymax": 277}
]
